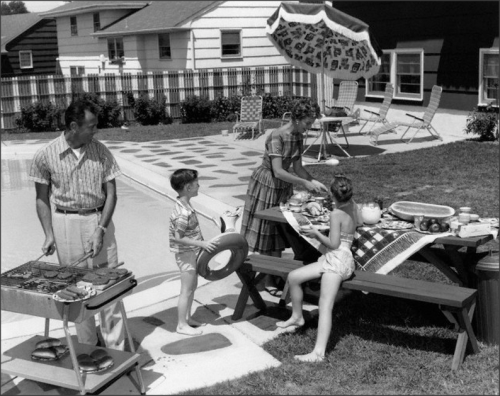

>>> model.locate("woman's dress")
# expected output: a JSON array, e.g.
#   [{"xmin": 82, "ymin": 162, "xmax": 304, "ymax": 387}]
[{"xmin": 240, "ymin": 128, "xmax": 303, "ymax": 254}]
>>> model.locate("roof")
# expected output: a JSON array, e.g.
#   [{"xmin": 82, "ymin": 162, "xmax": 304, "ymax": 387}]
[
  {"xmin": 1, "ymin": 13, "xmax": 44, "ymax": 53},
  {"xmin": 39, "ymin": 1, "xmax": 149, "ymax": 17},
  {"xmin": 92, "ymin": 1, "xmax": 221, "ymax": 37}
]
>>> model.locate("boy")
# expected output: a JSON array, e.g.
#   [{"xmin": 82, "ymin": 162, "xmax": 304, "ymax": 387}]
[{"xmin": 169, "ymin": 169, "xmax": 219, "ymax": 336}]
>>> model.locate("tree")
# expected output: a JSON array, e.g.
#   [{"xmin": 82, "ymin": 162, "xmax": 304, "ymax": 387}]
[{"xmin": 0, "ymin": 1, "xmax": 29, "ymax": 15}]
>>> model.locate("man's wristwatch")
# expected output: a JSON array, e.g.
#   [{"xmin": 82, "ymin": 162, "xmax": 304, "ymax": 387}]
[{"xmin": 97, "ymin": 225, "xmax": 107, "ymax": 233}]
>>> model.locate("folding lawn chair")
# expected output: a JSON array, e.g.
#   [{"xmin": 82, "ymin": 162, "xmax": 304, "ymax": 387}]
[
  {"xmin": 358, "ymin": 83, "xmax": 394, "ymax": 134},
  {"xmin": 232, "ymin": 95, "xmax": 263, "ymax": 140},
  {"xmin": 369, "ymin": 85, "xmax": 443, "ymax": 145}
]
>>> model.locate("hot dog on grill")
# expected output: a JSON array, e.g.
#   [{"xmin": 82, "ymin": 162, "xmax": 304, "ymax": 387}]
[
  {"xmin": 66, "ymin": 285, "xmax": 87, "ymax": 297},
  {"xmin": 35, "ymin": 337, "xmax": 62, "ymax": 349}
]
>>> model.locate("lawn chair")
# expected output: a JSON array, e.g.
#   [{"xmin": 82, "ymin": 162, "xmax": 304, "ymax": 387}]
[
  {"xmin": 369, "ymin": 85, "xmax": 443, "ymax": 145},
  {"xmin": 358, "ymin": 83, "xmax": 394, "ymax": 134},
  {"xmin": 232, "ymin": 95, "xmax": 263, "ymax": 140}
]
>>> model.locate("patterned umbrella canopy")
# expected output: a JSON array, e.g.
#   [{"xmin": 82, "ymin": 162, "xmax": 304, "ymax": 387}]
[{"xmin": 266, "ymin": 2, "xmax": 383, "ymax": 82}]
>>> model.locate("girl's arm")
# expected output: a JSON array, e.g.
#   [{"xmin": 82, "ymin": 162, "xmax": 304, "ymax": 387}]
[{"xmin": 305, "ymin": 210, "xmax": 341, "ymax": 249}]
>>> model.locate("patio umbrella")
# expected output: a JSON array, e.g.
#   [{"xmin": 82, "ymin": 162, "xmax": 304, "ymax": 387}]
[{"xmin": 266, "ymin": 2, "xmax": 383, "ymax": 112}]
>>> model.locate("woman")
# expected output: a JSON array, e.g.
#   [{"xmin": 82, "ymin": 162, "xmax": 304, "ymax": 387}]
[{"xmin": 240, "ymin": 99, "xmax": 328, "ymax": 259}]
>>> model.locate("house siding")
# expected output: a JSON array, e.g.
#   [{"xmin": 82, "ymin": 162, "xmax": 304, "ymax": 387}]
[
  {"xmin": 57, "ymin": 9, "xmax": 133, "ymax": 74},
  {"xmin": 3, "ymin": 19, "xmax": 58, "ymax": 77},
  {"xmin": 332, "ymin": 1, "xmax": 499, "ymax": 111}
]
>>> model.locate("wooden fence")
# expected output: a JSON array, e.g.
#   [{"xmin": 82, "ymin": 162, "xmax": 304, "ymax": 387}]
[{"xmin": 1, "ymin": 66, "xmax": 319, "ymax": 130}]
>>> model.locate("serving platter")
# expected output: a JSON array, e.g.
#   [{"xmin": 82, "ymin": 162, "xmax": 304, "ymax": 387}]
[{"xmin": 52, "ymin": 287, "xmax": 96, "ymax": 303}]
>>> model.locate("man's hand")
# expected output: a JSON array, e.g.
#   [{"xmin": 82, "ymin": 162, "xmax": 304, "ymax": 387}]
[
  {"xmin": 86, "ymin": 228, "xmax": 105, "ymax": 257},
  {"xmin": 42, "ymin": 235, "xmax": 56, "ymax": 255}
]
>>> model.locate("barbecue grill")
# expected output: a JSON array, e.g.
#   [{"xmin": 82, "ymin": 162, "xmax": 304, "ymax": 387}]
[{"xmin": 1, "ymin": 261, "xmax": 145, "ymax": 395}]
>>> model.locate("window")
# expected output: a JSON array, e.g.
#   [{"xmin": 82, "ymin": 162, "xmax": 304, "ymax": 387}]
[
  {"xmin": 70, "ymin": 16, "xmax": 78, "ymax": 36},
  {"xmin": 107, "ymin": 37, "xmax": 124, "ymax": 60},
  {"xmin": 93, "ymin": 13, "xmax": 100, "ymax": 32},
  {"xmin": 19, "ymin": 50, "xmax": 33, "ymax": 69},
  {"xmin": 479, "ymin": 48, "xmax": 499, "ymax": 106},
  {"xmin": 158, "ymin": 33, "xmax": 171, "ymax": 59},
  {"xmin": 70, "ymin": 66, "xmax": 85, "ymax": 76},
  {"xmin": 366, "ymin": 49, "xmax": 424, "ymax": 101},
  {"xmin": 221, "ymin": 30, "xmax": 241, "ymax": 58}
]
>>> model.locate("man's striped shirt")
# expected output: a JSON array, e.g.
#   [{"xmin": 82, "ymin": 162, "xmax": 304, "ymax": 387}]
[{"xmin": 29, "ymin": 133, "xmax": 122, "ymax": 209}]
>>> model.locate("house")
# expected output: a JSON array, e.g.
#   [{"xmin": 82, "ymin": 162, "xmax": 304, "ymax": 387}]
[
  {"xmin": 332, "ymin": 1, "xmax": 499, "ymax": 111},
  {"xmin": 1, "ymin": 13, "xmax": 59, "ymax": 77},
  {"xmin": 39, "ymin": 1, "xmax": 498, "ymax": 111},
  {"xmin": 39, "ymin": 0, "xmax": 287, "ymax": 75}
]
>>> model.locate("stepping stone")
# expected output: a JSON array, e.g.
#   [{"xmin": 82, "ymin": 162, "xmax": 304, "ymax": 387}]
[
  {"xmin": 241, "ymin": 151, "xmax": 262, "ymax": 156},
  {"xmin": 198, "ymin": 176, "xmax": 218, "ymax": 180},
  {"xmin": 120, "ymin": 149, "xmax": 141, "ymax": 153},
  {"xmin": 232, "ymin": 162, "xmax": 258, "ymax": 167},
  {"xmin": 205, "ymin": 155, "xmax": 224, "ymax": 158},
  {"xmin": 161, "ymin": 333, "xmax": 231, "ymax": 355},
  {"xmin": 171, "ymin": 156, "xmax": 194, "ymax": 160},
  {"xmin": 143, "ymin": 145, "xmax": 161, "ymax": 148},
  {"xmin": 197, "ymin": 164, "xmax": 217, "ymax": 168},
  {"xmin": 214, "ymin": 170, "xmax": 237, "ymax": 174},
  {"xmin": 153, "ymin": 162, "xmax": 172, "ymax": 168},
  {"xmin": 180, "ymin": 160, "xmax": 202, "ymax": 165}
]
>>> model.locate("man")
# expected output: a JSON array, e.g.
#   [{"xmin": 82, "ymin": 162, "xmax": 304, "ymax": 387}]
[{"xmin": 29, "ymin": 98, "xmax": 124, "ymax": 350}]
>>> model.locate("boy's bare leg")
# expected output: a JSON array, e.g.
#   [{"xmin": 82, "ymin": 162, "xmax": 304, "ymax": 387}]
[{"xmin": 177, "ymin": 270, "xmax": 203, "ymax": 336}]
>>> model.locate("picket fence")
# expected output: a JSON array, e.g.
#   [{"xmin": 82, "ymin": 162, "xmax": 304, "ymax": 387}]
[{"xmin": 0, "ymin": 65, "xmax": 324, "ymax": 130}]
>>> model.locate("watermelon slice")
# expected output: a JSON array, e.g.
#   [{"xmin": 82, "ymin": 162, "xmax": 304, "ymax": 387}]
[{"xmin": 389, "ymin": 201, "xmax": 455, "ymax": 221}]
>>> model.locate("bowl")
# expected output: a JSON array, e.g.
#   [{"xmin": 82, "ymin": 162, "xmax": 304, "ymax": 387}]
[{"xmin": 469, "ymin": 214, "xmax": 479, "ymax": 222}]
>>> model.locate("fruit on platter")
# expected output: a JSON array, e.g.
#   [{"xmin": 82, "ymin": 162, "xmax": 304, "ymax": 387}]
[
  {"xmin": 420, "ymin": 217, "xmax": 450, "ymax": 233},
  {"xmin": 389, "ymin": 201, "xmax": 455, "ymax": 221}
]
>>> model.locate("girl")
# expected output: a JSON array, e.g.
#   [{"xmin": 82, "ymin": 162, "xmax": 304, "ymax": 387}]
[{"xmin": 276, "ymin": 174, "xmax": 362, "ymax": 362}]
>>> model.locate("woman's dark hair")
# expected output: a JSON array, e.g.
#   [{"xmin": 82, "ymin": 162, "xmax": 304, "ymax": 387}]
[
  {"xmin": 170, "ymin": 168, "xmax": 198, "ymax": 192},
  {"xmin": 290, "ymin": 98, "xmax": 320, "ymax": 122},
  {"xmin": 330, "ymin": 174, "xmax": 353, "ymax": 203},
  {"xmin": 64, "ymin": 99, "xmax": 98, "ymax": 130}
]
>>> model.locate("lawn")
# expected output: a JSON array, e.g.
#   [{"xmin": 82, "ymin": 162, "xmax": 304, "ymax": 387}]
[{"xmin": 3, "ymin": 124, "xmax": 499, "ymax": 395}]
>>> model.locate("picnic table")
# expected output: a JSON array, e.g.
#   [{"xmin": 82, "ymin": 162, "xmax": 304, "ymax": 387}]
[
  {"xmin": 253, "ymin": 206, "xmax": 494, "ymax": 287},
  {"xmin": 231, "ymin": 206, "xmax": 494, "ymax": 369}
]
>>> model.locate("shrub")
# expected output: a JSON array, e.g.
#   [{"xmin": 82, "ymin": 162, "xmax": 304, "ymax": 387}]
[
  {"xmin": 211, "ymin": 95, "xmax": 241, "ymax": 122},
  {"xmin": 72, "ymin": 92, "xmax": 122, "ymax": 128},
  {"xmin": 464, "ymin": 103, "xmax": 499, "ymax": 141},
  {"xmin": 180, "ymin": 95, "xmax": 212, "ymax": 123},
  {"xmin": 132, "ymin": 94, "xmax": 172, "ymax": 126},
  {"xmin": 15, "ymin": 101, "xmax": 64, "ymax": 132}
]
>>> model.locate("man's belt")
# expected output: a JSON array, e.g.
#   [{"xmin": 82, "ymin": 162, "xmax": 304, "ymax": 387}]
[{"xmin": 55, "ymin": 206, "xmax": 104, "ymax": 215}]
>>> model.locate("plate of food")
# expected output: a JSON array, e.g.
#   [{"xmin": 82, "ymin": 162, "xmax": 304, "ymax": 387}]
[
  {"xmin": 53, "ymin": 285, "xmax": 96, "ymax": 302},
  {"xmin": 380, "ymin": 220, "xmax": 414, "ymax": 230},
  {"xmin": 309, "ymin": 222, "xmax": 330, "ymax": 232},
  {"xmin": 302, "ymin": 208, "xmax": 329, "ymax": 218}
]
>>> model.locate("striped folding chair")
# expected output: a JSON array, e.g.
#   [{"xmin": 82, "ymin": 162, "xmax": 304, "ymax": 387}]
[
  {"xmin": 358, "ymin": 83, "xmax": 394, "ymax": 134},
  {"xmin": 368, "ymin": 85, "xmax": 443, "ymax": 145},
  {"xmin": 232, "ymin": 95, "xmax": 263, "ymax": 140}
]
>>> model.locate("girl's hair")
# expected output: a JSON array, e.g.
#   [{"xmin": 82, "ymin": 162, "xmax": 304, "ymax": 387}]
[
  {"xmin": 330, "ymin": 174, "xmax": 353, "ymax": 203},
  {"xmin": 170, "ymin": 168, "xmax": 198, "ymax": 192},
  {"xmin": 290, "ymin": 98, "xmax": 320, "ymax": 122}
]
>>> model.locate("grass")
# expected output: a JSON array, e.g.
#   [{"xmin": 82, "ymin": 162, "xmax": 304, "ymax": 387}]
[{"xmin": 3, "ymin": 124, "xmax": 499, "ymax": 395}]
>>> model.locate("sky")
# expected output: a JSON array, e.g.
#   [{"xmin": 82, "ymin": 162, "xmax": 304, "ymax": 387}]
[{"xmin": 23, "ymin": 1, "xmax": 66, "ymax": 13}]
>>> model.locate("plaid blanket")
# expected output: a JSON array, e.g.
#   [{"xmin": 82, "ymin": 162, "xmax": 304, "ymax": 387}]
[{"xmin": 283, "ymin": 211, "xmax": 452, "ymax": 274}]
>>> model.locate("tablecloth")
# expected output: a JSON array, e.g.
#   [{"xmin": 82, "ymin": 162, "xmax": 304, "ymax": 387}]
[{"xmin": 283, "ymin": 210, "xmax": 454, "ymax": 274}]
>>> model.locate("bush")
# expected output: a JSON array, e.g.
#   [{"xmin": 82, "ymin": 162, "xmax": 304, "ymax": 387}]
[
  {"xmin": 211, "ymin": 95, "xmax": 242, "ymax": 122},
  {"xmin": 15, "ymin": 101, "xmax": 64, "ymax": 132},
  {"xmin": 464, "ymin": 103, "xmax": 499, "ymax": 141},
  {"xmin": 180, "ymin": 95, "xmax": 212, "ymax": 123},
  {"xmin": 72, "ymin": 92, "xmax": 122, "ymax": 129},
  {"xmin": 132, "ymin": 94, "xmax": 172, "ymax": 126}
]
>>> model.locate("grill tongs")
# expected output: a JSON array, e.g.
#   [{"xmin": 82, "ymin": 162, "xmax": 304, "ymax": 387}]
[{"xmin": 61, "ymin": 250, "xmax": 94, "ymax": 270}]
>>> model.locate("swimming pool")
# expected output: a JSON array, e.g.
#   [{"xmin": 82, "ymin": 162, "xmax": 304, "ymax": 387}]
[{"xmin": 1, "ymin": 158, "xmax": 219, "ymax": 323}]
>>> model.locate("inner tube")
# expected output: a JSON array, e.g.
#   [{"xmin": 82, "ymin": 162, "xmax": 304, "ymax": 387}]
[{"xmin": 197, "ymin": 233, "xmax": 248, "ymax": 281}]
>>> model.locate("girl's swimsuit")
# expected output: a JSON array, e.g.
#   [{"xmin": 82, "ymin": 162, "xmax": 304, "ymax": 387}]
[{"xmin": 318, "ymin": 231, "xmax": 355, "ymax": 280}]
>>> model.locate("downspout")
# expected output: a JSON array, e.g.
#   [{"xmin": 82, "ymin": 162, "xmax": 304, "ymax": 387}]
[{"xmin": 190, "ymin": 21, "xmax": 196, "ymax": 71}]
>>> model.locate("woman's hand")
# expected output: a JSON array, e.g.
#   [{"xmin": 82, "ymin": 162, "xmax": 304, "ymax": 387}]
[{"xmin": 304, "ymin": 179, "xmax": 328, "ymax": 194}]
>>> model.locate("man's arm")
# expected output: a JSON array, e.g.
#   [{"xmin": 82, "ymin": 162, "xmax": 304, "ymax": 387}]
[
  {"xmin": 87, "ymin": 179, "xmax": 117, "ymax": 257},
  {"xmin": 34, "ymin": 182, "xmax": 56, "ymax": 255}
]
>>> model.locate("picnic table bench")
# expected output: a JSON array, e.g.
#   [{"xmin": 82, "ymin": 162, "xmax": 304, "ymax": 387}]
[{"xmin": 233, "ymin": 254, "xmax": 479, "ymax": 370}]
